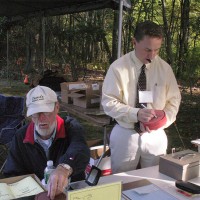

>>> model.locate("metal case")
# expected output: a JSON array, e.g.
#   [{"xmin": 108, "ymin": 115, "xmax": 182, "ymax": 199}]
[{"xmin": 159, "ymin": 149, "xmax": 200, "ymax": 181}]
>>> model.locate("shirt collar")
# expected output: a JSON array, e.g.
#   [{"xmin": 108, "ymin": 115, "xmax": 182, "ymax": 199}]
[{"xmin": 132, "ymin": 50, "xmax": 143, "ymax": 71}]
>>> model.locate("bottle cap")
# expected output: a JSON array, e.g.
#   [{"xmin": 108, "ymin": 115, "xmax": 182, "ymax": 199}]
[{"xmin": 47, "ymin": 160, "xmax": 53, "ymax": 166}]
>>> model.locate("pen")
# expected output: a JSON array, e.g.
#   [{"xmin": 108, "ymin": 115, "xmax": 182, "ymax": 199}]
[{"xmin": 141, "ymin": 104, "xmax": 157, "ymax": 118}]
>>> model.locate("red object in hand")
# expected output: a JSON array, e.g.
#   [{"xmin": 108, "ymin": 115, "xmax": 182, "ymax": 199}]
[{"xmin": 142, "ymin": 110, "xmax": 167, "ymax": 130}]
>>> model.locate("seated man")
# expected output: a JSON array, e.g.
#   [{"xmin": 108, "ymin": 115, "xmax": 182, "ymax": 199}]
[{"xmin": 3, "ymin": 85, "xmax": 90, "ymax": 199}]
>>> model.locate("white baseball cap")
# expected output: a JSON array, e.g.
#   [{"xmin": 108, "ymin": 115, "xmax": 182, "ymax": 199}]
[{"xmin": 26, "ymin": 85, "xmax": 58, "ymax": 117}]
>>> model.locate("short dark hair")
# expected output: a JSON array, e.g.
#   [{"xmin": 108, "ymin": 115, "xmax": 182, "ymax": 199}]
[{"xmin": 134, "ymin": 21, "xmax": 163, "ymax": 42}]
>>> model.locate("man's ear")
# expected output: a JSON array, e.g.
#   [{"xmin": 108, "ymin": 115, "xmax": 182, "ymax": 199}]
[{"xmin": 132, "ymin": 38, "xmax": 136, "ymax": 46}]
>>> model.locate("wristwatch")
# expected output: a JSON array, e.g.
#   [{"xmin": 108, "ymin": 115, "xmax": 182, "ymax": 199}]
[{"xmin": 58, "ymin": 164, "xmax": 73, "ymax": 176}]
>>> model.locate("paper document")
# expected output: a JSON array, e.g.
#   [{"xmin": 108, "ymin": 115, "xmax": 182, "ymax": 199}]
[
  {"xmin": 122, "ymin": 184, "xmax": 178, "ymax": 200},
  {"xmin": 0, "ymin": 176, "xmax": 44, "ymax": 200},
  {"xmin": 68, "ymin": 181, "xmax": 121, "ymax": 200}
]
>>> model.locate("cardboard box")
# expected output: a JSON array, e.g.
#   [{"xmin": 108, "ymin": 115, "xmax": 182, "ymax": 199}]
[
  {"xmin": 73, "ymin": 96, "xmax": 100, "ymax": 108},
  {"xmin": 87, "ymin": 139, "xmax": 103, "ymax": 148},
  {"xmin": 159, "ymin": 149, "xmax": 200, "ymax": 181},
  {"xmin": 73, "ymin": 81, "xmax": 102, "ymax": 108},
  {"xmin": 60, "ymin": 81, "xmax": 86, "ymax": 93},
  {"xmin": 86, "ymin": 139, "xmax": 112, "ymax": 176},
  {"xmin": 61, "ymin": 90, "xmax": 73, "ymax": 104},
  {"xmin": 60, "ymin": 81, "xmax": 86, "ymax": 104},
  {"xmin": 99, "ymin": 82, "xmax": 103, "ymax": 111},
  {"xmin": 0, "ymin": 174, "xmax": 46, "ymax": 199},
  {"xmin": 60, "ymin": 81, "xmax": 102, "ymax": 108}
]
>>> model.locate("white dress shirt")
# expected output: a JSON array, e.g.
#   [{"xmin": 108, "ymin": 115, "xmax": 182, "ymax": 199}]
[{"xmin": 101, "ymin": 50, "xmax": 181, "ymax": 129}]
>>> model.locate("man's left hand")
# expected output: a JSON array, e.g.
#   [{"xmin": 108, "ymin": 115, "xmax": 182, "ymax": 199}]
[
  {"xmin": 139, "ymin": 122, "xmax": 151, "ymax": 134},
  {"xmin": 47, "ymin": 165, "xmax": 70, "ymax": 199}
]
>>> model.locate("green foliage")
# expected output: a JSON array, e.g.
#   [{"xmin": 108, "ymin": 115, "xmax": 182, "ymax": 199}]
[
  {"xmin": 0, "ymin": 1, "xmax": 200, "ymax": 84},
  {"xmin": 0, "ymin": 80, "xmax": 29, "ymax": 96},
  {"xmin": 181, "ymin": 47, "xmax": 200, "ymax": 81}
]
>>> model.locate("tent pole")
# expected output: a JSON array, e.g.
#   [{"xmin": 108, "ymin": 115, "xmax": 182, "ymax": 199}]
[
  {"xmin": 42, "ymin": 17, "xmax": 46, "ymax": 75},
  {"xmin": 117, "ymin": 0, "xmax": 123, "ymax": 58}
]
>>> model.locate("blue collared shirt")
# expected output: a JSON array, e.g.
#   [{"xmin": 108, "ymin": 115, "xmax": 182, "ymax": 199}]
[{"xmin": 34, "ymin": 124, "xmax": 57, "ymax": 159}]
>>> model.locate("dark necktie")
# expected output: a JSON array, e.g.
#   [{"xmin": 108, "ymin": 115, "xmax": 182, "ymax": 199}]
[
  {"xmin": 135, "ymin": 64, "xmax": 146, "ymax": 133},
  {"xmin": 138, "ymin": 65, "xmax": 146, "ymax": 91}
]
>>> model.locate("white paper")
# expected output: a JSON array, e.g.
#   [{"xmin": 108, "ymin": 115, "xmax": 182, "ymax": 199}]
[
  {"xmin": 0, "ymin": 176, "xmax": 44, "ymax": 200},
  {"xmin": 123, "ymin": 184, "xmax": 177, "ymax": 200},
  {"xmin": 132, "ymin": 184, "xmax": 159, "ymax": 194}
]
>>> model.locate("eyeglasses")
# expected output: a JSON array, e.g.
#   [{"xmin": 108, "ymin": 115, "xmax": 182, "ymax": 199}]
[{"xmin": 31, "ymin": 112, "xmax": 52, "ymax": 118}]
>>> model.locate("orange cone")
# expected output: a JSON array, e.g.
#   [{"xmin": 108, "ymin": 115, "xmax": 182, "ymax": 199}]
[{"xmin": 24, "ymin": 75, "xmax": 29, "ymax": 85}]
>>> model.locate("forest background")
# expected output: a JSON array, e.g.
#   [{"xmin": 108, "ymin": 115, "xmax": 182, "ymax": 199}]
[{"xmin": 0, "ymin": 0, "xmax": 199, "ymax": 152}]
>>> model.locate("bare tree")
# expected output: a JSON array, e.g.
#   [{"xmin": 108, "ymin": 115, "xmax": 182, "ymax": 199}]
[
  {"xmin": 177, "ymin": 0, "xmax": 190, "ymax": 78},
  {"xmin": 161, "ymin": 0, "xmax": 175, "ymax": 66}
]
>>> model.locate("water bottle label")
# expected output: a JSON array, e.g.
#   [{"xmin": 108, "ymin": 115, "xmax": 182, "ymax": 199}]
[{"xmin": 44, "ymin": 173, "xmax": 51, "ymax": 184}]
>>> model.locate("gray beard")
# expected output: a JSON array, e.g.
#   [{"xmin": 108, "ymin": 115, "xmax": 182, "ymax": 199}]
[{"xmin": 35, "ymin": 121, "xmax": 56, "ymax": 138}]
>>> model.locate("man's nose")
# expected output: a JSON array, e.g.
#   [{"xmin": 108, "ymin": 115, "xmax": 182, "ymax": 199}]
[
  {"xmin": 148, "ymin": 51, "xmax": 157, "ymax": 59},
  {"xmin": 38, "ymin": 113, "xmax": 47, "ymax": 119}
]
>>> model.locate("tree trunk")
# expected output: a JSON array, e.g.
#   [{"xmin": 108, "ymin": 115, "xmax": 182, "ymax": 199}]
[
  {"xmin": 177, "ymin": 0, "xmax": 190, "ymax": 78},
  {"xmin": 161, "ymin": 0, "xmax": 174, "ymax": 66},
  {"xmin": 25, "ymin": 31, "xmax": 32, "ymax": 71},
  {"xmin": 111, "ymin": 10, "xmax": 119, "ymax": 65}
]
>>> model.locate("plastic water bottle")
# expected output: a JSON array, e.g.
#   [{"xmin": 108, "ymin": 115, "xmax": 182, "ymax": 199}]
[{"xmin": 44, "ymin": 160, "xmax": 55, "ymax": 184}]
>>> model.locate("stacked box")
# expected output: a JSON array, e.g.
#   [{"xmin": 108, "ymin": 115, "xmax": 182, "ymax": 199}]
[
  {"xmin": 60, "ymin": 81, "xmax": 102, "ymax": 108},
  {"xmin": 60, "ymin": 81, "xmax": 86, "ymax": 104},
  {"xmin": 61, "ymin": 90, "xmax": 73, "ymax": 104},
  {"xmin": 99, "ymin": 82, "xmax": 103, "ymax": 111}
]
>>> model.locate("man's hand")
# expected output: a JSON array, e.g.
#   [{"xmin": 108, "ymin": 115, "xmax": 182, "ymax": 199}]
[
  {"xmin": 47, "ymin": 165, "xmax": 71, "ymax": 200},
  {"xmin": 137, "ymin": 108, "xmax": 156, "ymax": 134},
  {"xmin": 139, "ymin": 121, "xmax": 150, "ymax": 134},
  {"xmin": 137, "ymin": 108, "xmax": 156, "ymax": 122}
]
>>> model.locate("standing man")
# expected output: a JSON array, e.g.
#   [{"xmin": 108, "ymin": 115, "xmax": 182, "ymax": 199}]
[
  {"xmin": 101, "ymin": 21, "xmax": 181, "ymax": 174},
  {"xmin": 3, "ymin": 85, "xmax": 90, "ymax": 199}
]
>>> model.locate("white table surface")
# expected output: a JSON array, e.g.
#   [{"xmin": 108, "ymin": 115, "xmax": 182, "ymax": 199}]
[{"xmin": 97, "ymin": 165, "xmax": 200, "ymax": 200}]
